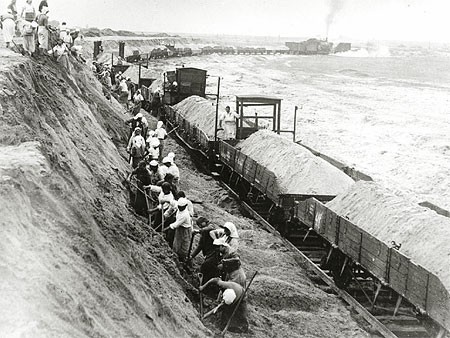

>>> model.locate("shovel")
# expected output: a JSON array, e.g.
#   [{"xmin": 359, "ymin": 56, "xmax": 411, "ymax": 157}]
[{"xmin": 198, "ymin": 272, "xmax": 204, "ymax": 318}]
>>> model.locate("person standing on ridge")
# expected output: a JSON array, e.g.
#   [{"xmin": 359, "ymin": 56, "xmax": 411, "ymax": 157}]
[
  {"xmin": 1, "ymin": 10, "xmax": 15, "ymax": 48},
  {"xmin": 21, "ymin": 0, "xmax": 36, "ymax": 22},
  {"xmin": 36, "ymin": 7, "xmax": 49, "ymax": 54},
  {"xmin": 219, "ymin": 106, "xmax": 240, "ymax": 140},
  {"xmin": 49, "ymin": 38, "xmax": 71, "ymax": 72},
  {"xmin": 21, "ymin": 20, "xmax": 37, "ymax": 56},
  {"xmin": 7, "ymin": 0, "xmax": 17, "ymax": 20},
  {"xmin": 38, "ymin": 0, "xmax": 48, "ymax": 12}
]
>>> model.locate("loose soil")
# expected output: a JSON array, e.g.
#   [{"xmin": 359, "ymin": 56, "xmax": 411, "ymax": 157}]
[{"xmin": 238, "ymin": 130, "xmax": 354, "ymax": 196}]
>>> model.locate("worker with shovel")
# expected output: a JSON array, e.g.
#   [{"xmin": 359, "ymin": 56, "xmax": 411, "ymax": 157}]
[
  {"xmin": 200, "ymin": 277, "xmax": 249, "ymax": 334},
  {"xmin": 190, "ymin": 217, "xmax": 221, "ymax": 294},
  {"xmin": 167, "ymin": 197, "xmax": 192, "ymax": 262}
]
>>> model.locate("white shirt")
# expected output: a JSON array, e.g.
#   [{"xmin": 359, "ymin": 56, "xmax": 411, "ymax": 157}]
[
  {"xmin": 169, "ymin": 209, "xmax": 192, "ymax": 229},
  {"xmin": 168, "ymin": 163, "xmax": 180, "ymax": 180},
  {"xmin": 119, "ymin": 81, "xmax": 128, "ymax": 92},
  {"xmin": 127, "ymin": 134, "xmax": 145, "ymax": 153},
  {"xmin": 52, "ymin": 44, "xmax": 69, "ymax": 57},
  {"xmin": 220, "ymin": 111, "xmax": 239, "ymax": 124},
  {"xmin": 155, "ymin": 127, "xmax": 167, "ymax": 140},
  {"xmin": 134, "ymin": 93, "xmax": 144, "ymax": 102},
  {"xmin": 159, "ymin": 165, "xmax": 169, "ymax": 179}
]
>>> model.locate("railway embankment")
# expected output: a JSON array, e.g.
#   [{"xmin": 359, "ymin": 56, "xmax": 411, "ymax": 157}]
[{"xmin": 0, "ymin": 48, "xmax": 371, "ymax": 337}]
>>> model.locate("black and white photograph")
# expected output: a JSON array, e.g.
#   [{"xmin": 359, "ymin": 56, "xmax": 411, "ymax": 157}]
[{"xmin": 0, "ymin": 0, "xmax": 449, "ymax": 337}]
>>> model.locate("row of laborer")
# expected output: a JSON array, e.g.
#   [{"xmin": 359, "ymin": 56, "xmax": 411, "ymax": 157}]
[
  {"xmin": 125, "ymin": 114, "xmax": 249, "ymax": 332},
  {"xmin": 91, "ymin": 63, "xmax": 147, "ymax": 111},
  {"xmin": 126, "ymin": 117, "xmax": 168, "ymax": 166}
]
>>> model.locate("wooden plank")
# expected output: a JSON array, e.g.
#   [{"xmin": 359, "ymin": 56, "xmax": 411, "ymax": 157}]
[
  {"xmin": 323, "ymin": 208, "xmax": 339, "ymax": 244},
  {"xmin": 253, "ymin": 164, "xmax": 268, "ymax": 193},
  {"xmin": 405, "ymin": 262, "xmax": 428, "ymax": 309},
  {"xmin": 360, "ymin": 244, "xmax": 389, "ymax": 280},
  {"xmin": 198, "ymin": 129, "xmax": 209, "ymax": 150},
  {"xmin": 427, "ymin": 274, "xmax": 450, "ymax": 332},
  {"xmin": 314, "ymin": 202, "xmax": 327, "ymax": 233},
  {"xmin": 243, "ymin": 157, "xmax": 258, "ymax": 184},
  {"xmin": 265, "ymin": 172, "xmax": 279, "ymax": 203},
  {"xmin": 338, "ymin": 219, "xmax": 362, "ymax": 262},
  {"xmin": 219, "ymin": 141, "xmax": 236, "ymax": 167},
  {"xmin": 303, "ymin": 199, "xmax": 316, "ymax": 227},
  {"xmin": 295, "ymin": 200, "xmax": 308, "ymax": 223},
  {"xmin": 234, "ymin": 151, "xmax": 247, "ymax": 176},
  {"xmin": 389, "ymin": 250, "xmax": 409, "ymax": 296}
]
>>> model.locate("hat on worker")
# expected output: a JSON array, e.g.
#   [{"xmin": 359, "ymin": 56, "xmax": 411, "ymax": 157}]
[
  {"xmin": 213, "ymin": 237, "xmax": 230, "ymax": 247},
  {"xmin": 162, "ymin": 157, "xmax": 172, "ymax": 164},
  {"xmin": 177, "ymin": 198, "xmax": 188, "ymax": 207},
  {"xmin": 149, "ymin": 160, "xmax": 158, "ymax": 167},
  {"xmin": 222, "ymin": 289, "xmax": 237, "ymax": 305},
  {"xmin": 196, "ymin": 216, "xmax": 209, "ymax": 226},
  {"xmin": 168, "ymin": 152, "xmax": 175, "ymax": 160},
  {"xmin": 221, "ymin": 222, "xmax": 239, "ymax": 238},
  {"xmin": 134, "ymin": 112, "xmax": 143, "ymax": 119}
]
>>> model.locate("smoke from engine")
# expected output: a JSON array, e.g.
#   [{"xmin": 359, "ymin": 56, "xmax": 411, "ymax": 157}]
[{"xmin": 326, "ymin": 0, "xmax": 345, "ymax": 38}]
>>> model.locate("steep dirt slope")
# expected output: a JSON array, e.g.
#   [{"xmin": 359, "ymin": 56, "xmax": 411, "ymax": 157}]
[{"xmin": 0, "ymin": 49, "xmax": 209, "ymax": 337}]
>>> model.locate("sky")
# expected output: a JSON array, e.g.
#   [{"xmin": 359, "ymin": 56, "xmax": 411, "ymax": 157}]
[{"xmin": 3, "ymin": 0, "xmax": 450, "ymax": 42}]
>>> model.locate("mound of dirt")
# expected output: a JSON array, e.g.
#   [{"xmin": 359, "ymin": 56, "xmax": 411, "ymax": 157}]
[
  {"xmin": 0, "ymin": 48, "xmax": 209, "ymax": 337},
  {"xmin": 327, "ymin": 181, "xmax": 450, "ymax": 291},
  {"xmin": 237, "ymin": 130, "xmax": 355, "ymax": 196},
  {"xmin": 173, "ymin": 95, "xmax": 217, "ymax": 139}
]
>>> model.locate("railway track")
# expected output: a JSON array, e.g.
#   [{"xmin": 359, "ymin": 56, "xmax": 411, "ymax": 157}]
[{"xmin": 217, "ymin": 179, "xmax": 443, "ymax": 338}]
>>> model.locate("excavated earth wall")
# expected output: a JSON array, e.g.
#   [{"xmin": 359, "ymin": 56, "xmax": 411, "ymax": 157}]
[{"xmin": 0, "ymin": 49, "xmax": 208, "ymax": 337}]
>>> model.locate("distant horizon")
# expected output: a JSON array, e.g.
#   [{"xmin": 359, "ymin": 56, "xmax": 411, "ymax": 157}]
[
  {"xmin": 81, "ymin": 26, "xmax": 450, "ymax": 46},
  {"xmin": 3, "ymin": 0, "xmax": 450, "ymax": 43}
]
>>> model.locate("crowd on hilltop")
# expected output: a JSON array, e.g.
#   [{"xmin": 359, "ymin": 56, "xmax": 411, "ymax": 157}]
[
  {"xmin": 122, "ymin": 105, "xmax": 248, "ymax": 332},
  {"xmin": 0, "ymin": 0, "xmax": 85, "ymax": 71}
]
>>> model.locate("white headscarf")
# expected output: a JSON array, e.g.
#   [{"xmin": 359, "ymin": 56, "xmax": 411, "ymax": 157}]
[{"xmin": 223, "ymin": 289, "xmax": 237, "ymax": 305}]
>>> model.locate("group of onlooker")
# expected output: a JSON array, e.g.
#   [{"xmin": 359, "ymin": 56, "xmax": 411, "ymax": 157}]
[{"xmin": 1, "ymin": 0, "xmax": 84, "ymax": 73}]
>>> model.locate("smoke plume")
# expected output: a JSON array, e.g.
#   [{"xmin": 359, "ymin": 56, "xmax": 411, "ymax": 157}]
[{"xmin": 326, "ymin": 0, "xmax": 345, "ymax": 37}]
